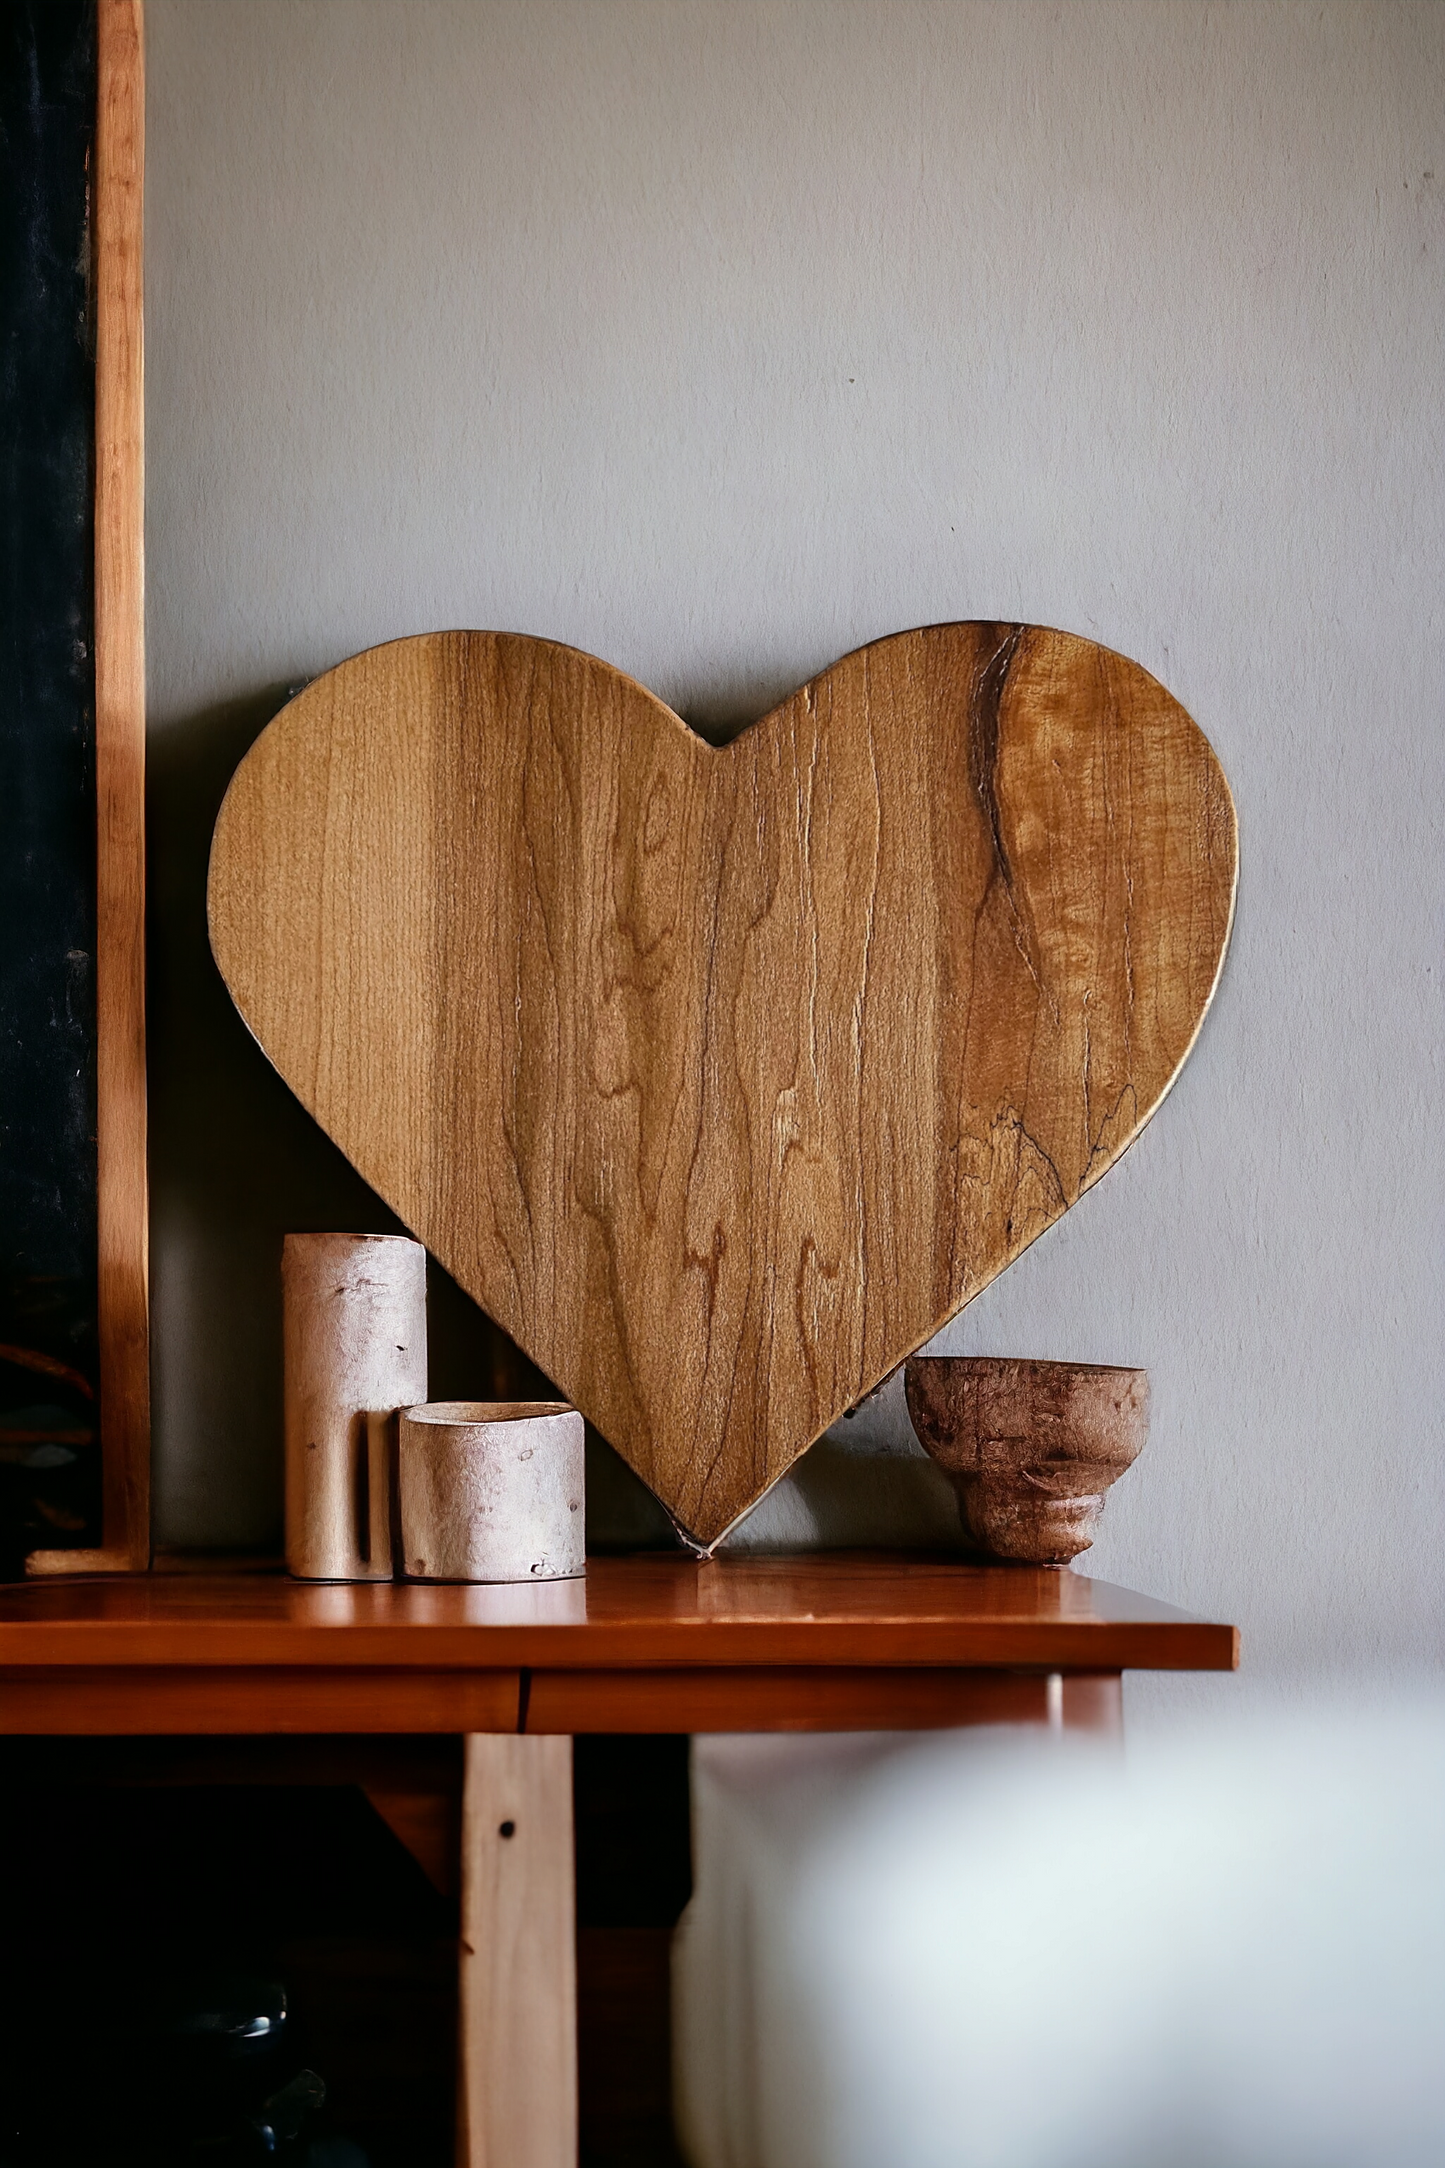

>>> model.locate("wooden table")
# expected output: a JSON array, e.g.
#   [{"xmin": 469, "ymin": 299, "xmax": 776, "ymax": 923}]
[{"xmin": 0, "ymin": 1555, "xmax": 1237, "ymax": 2167}]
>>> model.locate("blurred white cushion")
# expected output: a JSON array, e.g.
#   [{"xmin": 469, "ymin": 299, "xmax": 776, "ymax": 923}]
[{"xmin": 673, "ymin": 1691, "xmax": 1445, "ymax": 2168}]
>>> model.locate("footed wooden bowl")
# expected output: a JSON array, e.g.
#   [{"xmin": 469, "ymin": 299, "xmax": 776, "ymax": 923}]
[{"xmin": 904, "ymin": 1358, "xmax": 1149, "ymax": 1564}]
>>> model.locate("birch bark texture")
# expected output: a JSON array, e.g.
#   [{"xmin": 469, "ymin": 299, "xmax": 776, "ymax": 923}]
[
  {"xmin": 398, "ymin": 1401, "xmax": 584, "ymax": 1583},
  {"xmin": 214, "ymin": 626, "xmax": 1237, "ymax": 1550},
  {"xmin": 282, "ymin": 1231, "xmax": 426, "ymax": 1580}
]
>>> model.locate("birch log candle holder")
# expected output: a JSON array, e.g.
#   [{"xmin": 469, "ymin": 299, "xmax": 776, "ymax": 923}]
[
  {"xmin": 282, "ymin": 1232, "xmax": 427, "ymax": 1581},
  {"xmin": 398, "ymin": 1402, "xmax": 585, "ymax": 1583}
]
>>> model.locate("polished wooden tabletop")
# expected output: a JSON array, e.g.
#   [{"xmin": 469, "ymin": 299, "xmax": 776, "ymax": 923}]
[{"xmin": 0, "ymin": 1553, "xmax": 1237, "ymax": 1672}]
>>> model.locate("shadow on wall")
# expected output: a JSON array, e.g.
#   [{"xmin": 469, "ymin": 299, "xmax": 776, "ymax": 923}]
[
  {"xmin": 145, "ymin": 687, "xmax": 674, "ymax": 1554},
  {"xmin": 717, "ymin": 1425, "xmax": 965, "ymax": 1556}
]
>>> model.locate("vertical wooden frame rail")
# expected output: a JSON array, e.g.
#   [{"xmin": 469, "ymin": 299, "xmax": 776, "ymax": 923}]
[{"xmin": 29, "ymin": 0, "xmax": 150, "ymax": 1574}]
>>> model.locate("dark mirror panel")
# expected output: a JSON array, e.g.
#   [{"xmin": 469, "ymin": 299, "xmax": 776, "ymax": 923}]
[{"xmin": 0, "ymin": 0, "xmax": 102, "ymax": 1565}]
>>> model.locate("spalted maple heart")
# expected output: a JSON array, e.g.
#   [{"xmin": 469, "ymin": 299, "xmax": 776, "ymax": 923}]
[{"xmin": 208, "ymin": 625, "xmax": 1236, "ymax": 1548}]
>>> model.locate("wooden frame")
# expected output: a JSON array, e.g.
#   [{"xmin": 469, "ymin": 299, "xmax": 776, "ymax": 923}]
[{"xmin": 29, "ymin": 0, "xmax": 149, "ymax": 1574}]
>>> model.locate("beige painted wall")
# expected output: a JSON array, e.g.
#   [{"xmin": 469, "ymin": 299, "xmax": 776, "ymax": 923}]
[{"xmin": 145, "ymin": 0, "xmax": 1443, "ymax": 1701}]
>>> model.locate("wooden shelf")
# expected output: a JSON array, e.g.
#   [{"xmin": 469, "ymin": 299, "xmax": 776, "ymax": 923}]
[
  {"xmin": 0, "ymin": 1551, "xmax": 1236, "ymax": 1668},
  {"xmin": 0, "ymin": 1554, "xmax": 1236, "ymax": 1736},
  {"xmin": 0, "ymin": 1553, "xmax": 1237, "ymax": 2165}
]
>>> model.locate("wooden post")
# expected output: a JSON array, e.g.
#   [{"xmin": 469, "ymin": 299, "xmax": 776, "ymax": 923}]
[
  {"xmin": 457, "ymin": 1733, "xmax": 577, "ymax": 2168},
  {"xmin": 29, "ymin": 0, "xmax": 150, "ymax": 1576}
]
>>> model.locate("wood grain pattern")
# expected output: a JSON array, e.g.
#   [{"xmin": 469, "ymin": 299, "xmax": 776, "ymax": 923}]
[
  {"xmin": 906, "ymin": 1356, "xmax": 1149, "ymax": 1561},
  {"xmin": 457, "ymin": 1732, "xmax": 577, "ymax": 2168},
  {"xmin": 31, "ymin": 0, "xmax": 150, "ymax": 1574},
  {"xmin": 0, "ymin": 1665, "xmax": 522, "ymax": 1735},
  {"xmin": 0, "ymin": 1555, "xmax": 1240, "ymax": 1685},
  {"xmin": 209, "ymin": 626, "xmax": 1235, "ymax": 1548},
  {"xmin": 525, "ymin": 1664, "xmax": 1094, "ymax": 1734}
]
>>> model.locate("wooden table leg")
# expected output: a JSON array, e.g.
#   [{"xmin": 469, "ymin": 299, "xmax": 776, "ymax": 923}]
[
  {"xmin": 1058, "ymin": 1672, "xmax": 1124, "ymax": 1733},
  {"xmin": 457, "ymin": 1732, "xmax": 578, "ymax": 2168}
]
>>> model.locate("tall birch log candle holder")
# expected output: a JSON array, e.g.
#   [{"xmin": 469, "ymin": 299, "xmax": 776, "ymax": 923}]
[{"xmin": 282, "ymin": 1232, "xmax": 427, "ymax": 1581}]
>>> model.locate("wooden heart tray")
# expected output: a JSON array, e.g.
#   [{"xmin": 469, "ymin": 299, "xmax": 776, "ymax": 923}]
[{"xmin": 208, "ymin": 623, "xmax": 1236, "ymax": 1548}]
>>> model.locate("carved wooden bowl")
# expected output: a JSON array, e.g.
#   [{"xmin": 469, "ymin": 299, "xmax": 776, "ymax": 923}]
[{"xmin": 904, "ymin": 1358, "xmax": 1149, "ymax": 1564}]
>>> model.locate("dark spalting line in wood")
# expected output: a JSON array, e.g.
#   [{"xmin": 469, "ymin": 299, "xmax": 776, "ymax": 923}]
[{"xmin": 966, "ymin": 622, "xmax": 1027, "ymax": 910}]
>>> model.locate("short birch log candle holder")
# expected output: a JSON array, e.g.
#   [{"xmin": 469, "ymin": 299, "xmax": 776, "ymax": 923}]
[
  {"xmin": 282, "ymin": 1231, "xmax": 428, "ymax": 1582},
  {"xmin": 398, "ymin": 1402, "xmax": 586, "ymax": 1583},
  {"xmin": 904, "ymin": 1357, "xmax": 1149, "ymax": 1564}
]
